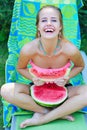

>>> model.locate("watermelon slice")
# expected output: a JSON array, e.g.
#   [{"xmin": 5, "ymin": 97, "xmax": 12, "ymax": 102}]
[
  {"xmin": 30, "ymin": 83, "xmax": 68, "ymax": 107},
  {"xmin": 29, "ymin": 68, "xmax": 70, "ymax": 82}
]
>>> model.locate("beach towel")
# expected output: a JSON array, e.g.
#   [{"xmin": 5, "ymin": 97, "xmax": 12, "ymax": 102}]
[{"xmin": 2, "ymin": 0, "xmax": 87, "ymax": 129}]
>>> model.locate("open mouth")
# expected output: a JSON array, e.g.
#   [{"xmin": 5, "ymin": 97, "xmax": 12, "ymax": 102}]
[{"xmin": 44, "ymin": 28, "xmax": 55, "ymax": 33}]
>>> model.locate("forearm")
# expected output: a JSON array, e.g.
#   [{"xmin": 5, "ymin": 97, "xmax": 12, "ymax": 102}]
[
  {"xmin": 17, "ymin": 68, "xmax": 33, "ymax": 81},
  {"xmin": 69, "ymin": 66, "xmax": 84, "ymax": 79}
]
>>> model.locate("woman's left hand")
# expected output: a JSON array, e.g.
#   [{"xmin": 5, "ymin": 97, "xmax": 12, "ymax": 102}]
[{"xmin": 53, "ymin": 76, "xmax": 69, "ymax": 86}]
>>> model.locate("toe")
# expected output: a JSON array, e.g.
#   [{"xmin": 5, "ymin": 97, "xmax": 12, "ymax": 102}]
[
  {"xmin": 20, "ymin": 119, "xmax": 30, "ymax": 128},
  {"xmin": 62, "ymin": 115, "xmax": 75, "ymax": 121}
]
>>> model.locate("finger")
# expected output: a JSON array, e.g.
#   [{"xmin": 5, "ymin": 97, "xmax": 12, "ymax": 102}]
[
  {"xmin": 49, "ymin": 81, "xmax": 54, "ymax": 83},
  {"xmin": 64, "ymin": 76, "xmax": 69, "ymax": 79},
  {"xmin": 46, "ymin": 81, "xmax": 50, "ymax": 84}
]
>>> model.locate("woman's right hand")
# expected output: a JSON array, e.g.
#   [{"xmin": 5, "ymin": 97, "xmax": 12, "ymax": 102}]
[{"xmin": 32, "ymin": 77, "xmax": 45, "ymax": 86}]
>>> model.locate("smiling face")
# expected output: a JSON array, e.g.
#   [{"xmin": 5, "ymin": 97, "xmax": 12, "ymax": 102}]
[{"xmin": 36, "ymin": 6, "xmax": 63, "ymax": 39}]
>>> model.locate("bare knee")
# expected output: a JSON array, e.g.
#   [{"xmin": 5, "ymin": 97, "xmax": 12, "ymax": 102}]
[
  {"xmin": 1, "ymin": 83, "xmax": 8, "ymax": 98},
  {"xmin": 82, "ymin": 85, "xmax": 87, "ymax": 98},
  {"xmin": 1, "ymin": 83, "xmax": 14, "ymax": 100},
  {"xmin": 1, "ymin": 83, "xmax": 29, "ymax": 102},
  {"xmin": 68, "ymin": 85, "xmax": 87, "ymax": 98},
  {"xmin": 78, "ymin": 85, "xmax": 87, "ymax": 95},
  {"xmin": 76, "ymin": 85, "xmax": 87, "ymax": 103}
]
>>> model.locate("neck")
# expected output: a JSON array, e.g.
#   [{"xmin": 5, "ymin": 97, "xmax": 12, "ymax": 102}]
[{"xmin": 39, "ymin": 38, "xmax": 60, "ymax": 56}]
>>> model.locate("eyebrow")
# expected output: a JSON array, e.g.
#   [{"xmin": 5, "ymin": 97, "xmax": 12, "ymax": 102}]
[
  {"xmin": 41, "ymin": 17, "xmax": 57, "ymax": 19},
  {"xmin": 51, "ymin": 17, "xmax": 57, "ymax": 19}
]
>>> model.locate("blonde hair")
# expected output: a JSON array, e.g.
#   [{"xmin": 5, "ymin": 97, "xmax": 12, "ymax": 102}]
[{"xmin": 36, "ymin": 5, "xmax": 64, "ymax": 39}]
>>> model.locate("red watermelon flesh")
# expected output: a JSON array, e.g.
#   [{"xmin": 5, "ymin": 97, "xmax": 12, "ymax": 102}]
[
  {"xmin": 29, "ymin": 68, "xmax": 70, "ymax": 81},
  {"xmin": 31, "ymin": 83, "xmax": 67, "ymax": 107}
]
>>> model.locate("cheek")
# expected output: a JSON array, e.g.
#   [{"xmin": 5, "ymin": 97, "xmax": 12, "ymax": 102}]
[
  {"xmin": 38, "ymin": 26, "xmax": 44, "ymax": 33},
  {"xmin": 38, "ymin": 24, "xmax": 42, "ymax": 30},
  {"xmin": 56, "ymin": 25, "xmax": 62, "ymax": 32}
]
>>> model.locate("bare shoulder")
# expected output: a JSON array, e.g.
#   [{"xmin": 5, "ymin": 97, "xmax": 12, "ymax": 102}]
[
  {"xmin": 62, "ymin": 39, "xmax": 84, "ymax": 66},
  {"xmin": 62, "ymin": 39, "xmax": 80, "ymax": 56},
  {"xmin": 20, "ymin": 38, "xmax": 39, "ymax": 56}
]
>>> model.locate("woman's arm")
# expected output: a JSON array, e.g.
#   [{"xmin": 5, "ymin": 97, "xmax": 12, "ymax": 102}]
[
  {"xmin": 55, "ymin": 42, "xmax": 85, "ymax": 86},
  {"xmin": 17, "ymin": 44, "xmax": 33, "ymax": 81},
  {"xmin": 67, "ymin": 43, "xmax": 85, "ymax": 79},
  {"xmin": 17, "ymin": 40, "xmax": 45, "ymax": 86}
]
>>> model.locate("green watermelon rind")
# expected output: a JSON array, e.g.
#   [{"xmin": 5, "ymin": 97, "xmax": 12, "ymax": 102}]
[
  {"xmin": 30, "ymin": 85, "xmax": 68, "ymax": 107},
  {"xmin": 34, "ymin": 97, "xmax": 68, "ymax": 107}
]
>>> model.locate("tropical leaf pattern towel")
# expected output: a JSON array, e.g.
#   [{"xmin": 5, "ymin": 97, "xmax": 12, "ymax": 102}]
[{"xmin": 3, "ymin": 0, "xmax": 84, "ymax": 127}]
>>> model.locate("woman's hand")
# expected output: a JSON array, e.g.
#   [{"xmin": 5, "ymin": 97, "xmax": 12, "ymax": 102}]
[
  {"xmin": 54, "ymin": 76, "xmax": 69, "ymax": 86},
  {"xmin": 32, "ymin": 77, "xmax": 45, "ymax": 86}
]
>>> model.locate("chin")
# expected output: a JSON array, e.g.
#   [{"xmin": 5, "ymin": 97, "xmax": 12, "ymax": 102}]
[{"xmin": 43, "ymin": 35, "xmax": 58, "ymax": 39}]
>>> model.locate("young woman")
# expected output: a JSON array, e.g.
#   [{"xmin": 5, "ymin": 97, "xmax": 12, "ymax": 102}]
[{"xmin": 1, "ymin": 5, "xmax": 87, "ymax": 129}]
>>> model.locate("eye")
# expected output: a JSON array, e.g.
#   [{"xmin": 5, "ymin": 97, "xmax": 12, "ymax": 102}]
[
  {"xmin": 51, "ymin": 19, "xmax": 57, "ymax": 22},
  {"xmin": 41, "ymin": 19, "xmax": 47, "ymax": 22}
]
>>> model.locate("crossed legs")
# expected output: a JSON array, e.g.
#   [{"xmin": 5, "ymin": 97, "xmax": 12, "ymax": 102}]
[
  {"xmin": 1, "ymin": 83, "xmax": 48, "ymax": 114},
  {"xmin": 1, "ymin": 83, "xmax": 87, "ymax": 128},
  {"xmin": 20, "ymin": 85, "xmax": 87, "ymax": 128}
]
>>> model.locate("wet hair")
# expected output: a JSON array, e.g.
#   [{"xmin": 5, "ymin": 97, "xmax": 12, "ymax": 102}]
[{"xmin": 35, "ymin": 5, "xmax": 64, "ymax": 39}]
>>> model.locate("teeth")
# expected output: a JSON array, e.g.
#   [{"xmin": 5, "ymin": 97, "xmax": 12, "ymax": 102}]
[{"xmin": 45, "ymin": 28, "xmax": 54, "ymax": 32}]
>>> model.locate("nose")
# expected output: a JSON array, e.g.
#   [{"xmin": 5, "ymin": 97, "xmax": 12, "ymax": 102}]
[{"xmin": 47, "ymin": 20, "xmax": 51, "ymax": 25}]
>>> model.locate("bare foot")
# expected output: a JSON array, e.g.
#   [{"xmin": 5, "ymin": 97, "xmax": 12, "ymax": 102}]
[
  {"xmin": 62, "ymin": 115, "xmax": 75, "ymax": 121},
  {"xmin": 20, "ymin": 112, "xmax": 44, "ymax": 128},
  {"xmin": 20, "ymin": 112, "xmax": 74, "ymax": 128}
]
